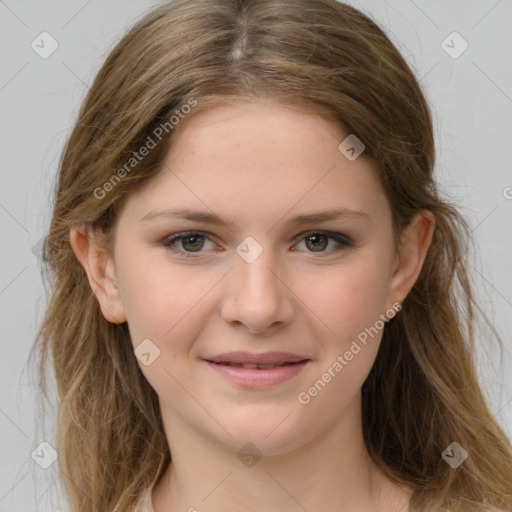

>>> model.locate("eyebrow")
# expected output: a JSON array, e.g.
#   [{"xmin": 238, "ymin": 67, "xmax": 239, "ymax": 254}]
[{"xmin": 140, "ymin": 206, "xmax": 371, "ymax": 229}]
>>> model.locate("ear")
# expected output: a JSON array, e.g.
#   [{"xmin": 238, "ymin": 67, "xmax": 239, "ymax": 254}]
[
  {"xmin": 387, "ymin": 209, "xmax": 435, "ymax": 308},
  {"xmin": 69, "ymin": 224, "xmax": 127, "ymax": 324}
]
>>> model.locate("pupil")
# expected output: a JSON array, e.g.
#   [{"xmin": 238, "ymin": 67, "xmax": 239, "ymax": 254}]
[
  {"xmin": 307, "ymin": 234, "xmax": 327, "ymax": 252},
  {"xmin": 181, "ymin": 235, "xmax": 328, "ymax": 253},
  {"xmin": 184, "ymin": 235, "xmax": 204, "ymax": 252}
]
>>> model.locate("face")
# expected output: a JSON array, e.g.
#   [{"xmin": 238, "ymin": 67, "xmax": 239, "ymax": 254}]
[{"xmin": 82, "ymin": 100, "xmax": 423, "ymax": 456}]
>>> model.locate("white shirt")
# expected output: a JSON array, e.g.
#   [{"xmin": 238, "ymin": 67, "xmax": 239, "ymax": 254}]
[{"xmin": 133, "ymin": 486, "xmax": 155, "ymax": 512}]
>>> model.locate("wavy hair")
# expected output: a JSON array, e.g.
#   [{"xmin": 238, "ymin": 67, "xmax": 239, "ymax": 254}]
[{"xmin": 31, "ymin": 0, "xmax": 512, "ymax": 510}]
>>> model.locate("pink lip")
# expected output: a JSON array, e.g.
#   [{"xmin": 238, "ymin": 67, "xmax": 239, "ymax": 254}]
[{"xmin": 203, "ymin": 352, "xmax": 310, "ymax": 388}]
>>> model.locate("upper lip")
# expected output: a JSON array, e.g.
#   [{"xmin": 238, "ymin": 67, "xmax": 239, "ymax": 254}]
[{"xmin": 204, "ymin": 351, "xmax": 309, "ymax": 365}]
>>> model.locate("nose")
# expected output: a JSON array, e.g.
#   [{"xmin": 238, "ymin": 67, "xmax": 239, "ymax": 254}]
[{"xmin": 219, "ymin": 245, "xmax": 294, "ymax": 336}]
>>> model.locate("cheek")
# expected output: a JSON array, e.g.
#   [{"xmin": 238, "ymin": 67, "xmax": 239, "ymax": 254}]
[
  {"xmin": 299, "ymin": 257, "xmax": 390, "ymax": 405},
  {"xmin": 296, "ymin": 264, "xmax": 388, "ymax": 419},
  {"xmin": 116, "ymin": 249, "xmax": 217, "ymax": 347},
  {"xmin": 309, "ymin": 258, "xmax": 390, "ymax": 341}
]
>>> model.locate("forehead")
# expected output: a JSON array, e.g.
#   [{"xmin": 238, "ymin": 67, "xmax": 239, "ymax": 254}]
[
  {"xmin": 171, "ymin": 99, "xmax": 346, "ymax": 159},
  {"xmin": 117, "ymin": 100, "xmax": 390, "ymax": 229}
]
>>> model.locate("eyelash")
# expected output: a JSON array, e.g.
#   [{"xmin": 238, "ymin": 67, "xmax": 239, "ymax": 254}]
[{"xmin": 161, "ymin": 230, "xmax": 353, "ymax": 259}]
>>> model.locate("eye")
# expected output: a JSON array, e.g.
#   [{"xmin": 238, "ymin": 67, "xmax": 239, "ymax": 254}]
[
  {"xmin": 292, "ymin": 231, "xmax": 353, "ymax": 255},
  {"xmin": 162, "ymin": 231, "xmax": 215, "ymax": 257},
  {"xmin": 162, "ymin": 230, "xmax": 353, "ymax": 258}
]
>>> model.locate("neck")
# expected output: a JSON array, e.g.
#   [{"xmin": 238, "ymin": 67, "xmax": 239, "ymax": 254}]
[{"xmin": 151, "ymin": 393, "xmax": 410, "ymax": 512}]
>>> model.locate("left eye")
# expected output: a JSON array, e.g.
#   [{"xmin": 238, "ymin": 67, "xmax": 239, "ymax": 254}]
[
  {"xmin": 162, "ymin": 231, "xmax": 352, "ymax": 258},
  {"xmin": 294, "ymin": 232, "xmax": 352, "ymax": 253}
]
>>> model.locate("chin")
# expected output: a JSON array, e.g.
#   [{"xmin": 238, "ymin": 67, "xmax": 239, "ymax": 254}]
[{"xmin": 204, "ymin": 407, "xmax": 316, "ymax": 458}]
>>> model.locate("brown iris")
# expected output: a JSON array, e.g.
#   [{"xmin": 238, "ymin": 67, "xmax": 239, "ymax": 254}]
[
  {"xmin": 304, "ymin": 234, "xmax": 328, "ymax": 252},
  {"xmin": 181, "ymin": 235, "xmax": 205, "ymax": 252}
]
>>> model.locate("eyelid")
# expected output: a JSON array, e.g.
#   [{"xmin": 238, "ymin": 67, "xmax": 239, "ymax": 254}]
[
  {"xmin": 293, "ymin": 229, "xmax": 353, "ymax": 245},
  {"xmin": 162, "ymin": 229, "xmax": 353, "ymax": 258},
  {"xmin": 162, "ymin": 230, "xmax": 217, "ymax": 256}
]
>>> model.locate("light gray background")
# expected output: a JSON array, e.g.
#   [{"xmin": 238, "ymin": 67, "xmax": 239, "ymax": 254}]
[{"xmin": 1, "ymin": 1, "xmax": 511, "ymax": 510}]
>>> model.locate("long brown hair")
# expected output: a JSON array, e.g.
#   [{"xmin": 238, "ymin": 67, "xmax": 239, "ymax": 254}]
[{"xmin": 31, "ymin": 0, "xmax": 512, "ymax": 510}]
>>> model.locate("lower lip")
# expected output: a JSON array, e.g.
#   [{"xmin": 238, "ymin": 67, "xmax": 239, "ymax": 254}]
[{"xmin": 204, "ymin": 360, "xmax": 309, "ymax": 388}]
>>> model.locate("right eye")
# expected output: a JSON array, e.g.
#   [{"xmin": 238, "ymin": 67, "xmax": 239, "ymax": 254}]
[{"xmin": 162, "ymin": 231, "xmax": 217, "ymax": 258}]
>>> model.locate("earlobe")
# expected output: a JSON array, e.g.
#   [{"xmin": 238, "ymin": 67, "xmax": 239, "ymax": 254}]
[
  {"xmin": 69, "ymin": 224, "xmax": 127, "ymax": 324},
  {"xmin": 387, "ymin": 210, "xmax": 435, "ymax": 307}
]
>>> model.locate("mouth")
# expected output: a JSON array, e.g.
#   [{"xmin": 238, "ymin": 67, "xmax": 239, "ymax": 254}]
[
  {"xmin": 207, "ymin": 361, "xmax": 304, "ymax": 370},
  {"xmin": 202, "ymin": 352, "xmax": 310, "ymax": 388}
]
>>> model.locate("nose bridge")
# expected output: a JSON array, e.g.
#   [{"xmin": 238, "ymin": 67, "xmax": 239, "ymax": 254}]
[
  {"xmin": 234, "ymin": 234, "xmax": 282, "ymax": 299},
  {"xmin": 220, "ymin": 235, "xmax": 293, "ymax": 333}
]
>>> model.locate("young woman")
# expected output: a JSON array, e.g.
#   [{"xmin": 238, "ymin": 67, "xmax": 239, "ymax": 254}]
[{"xmin": 33, "ymin": 0, "xmax": 512, "ymax": 510}]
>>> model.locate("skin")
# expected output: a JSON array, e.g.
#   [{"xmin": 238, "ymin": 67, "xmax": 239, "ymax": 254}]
[{"xmin": 70, "ymin": 99, "xmax": 434, "ymax": 512}]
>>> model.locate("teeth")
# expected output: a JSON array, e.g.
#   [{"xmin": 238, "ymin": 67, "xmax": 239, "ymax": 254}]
[
  {"xmin": 231, "ymin": 362, "xmax": 289, "ymax": 369},
  {"xmin": 213, "ymin": 361, "xmax": 301, "ymax": 369}
]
